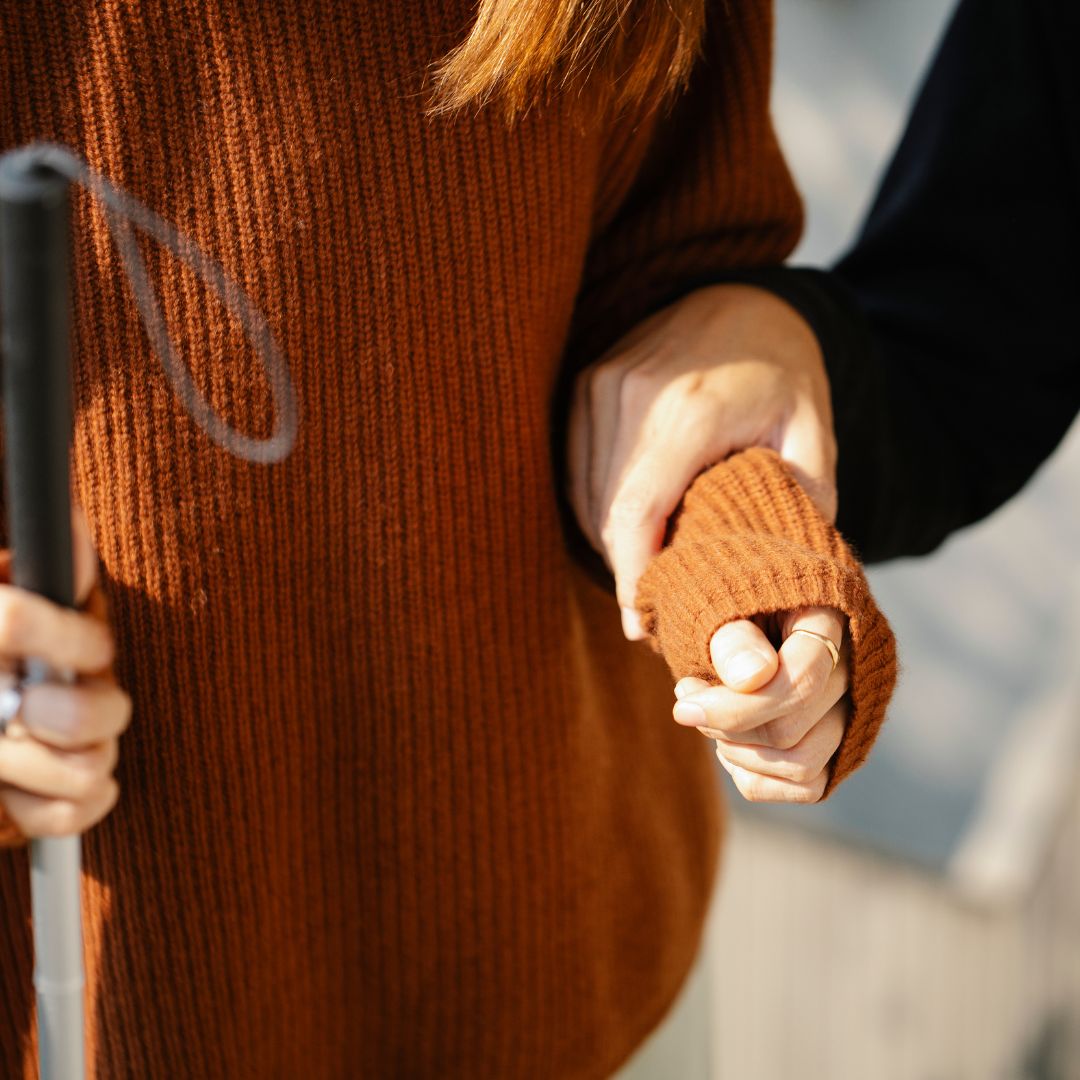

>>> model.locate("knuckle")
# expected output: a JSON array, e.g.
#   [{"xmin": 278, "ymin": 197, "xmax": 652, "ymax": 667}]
[
  {"xmin": 788, "ymin": 662, "xmax": 826, "ymax": 709},
  {"xmin": 116, "ymin": 691, "xmax": 134, "ymax": 734},
  {"xmin": 40, "ymin": 779, "xmax": 118, "ymax": 836},
  {"xmin": 763, "ymin": 718, "xmax": 803, "ymax": 752},
  {"xmin": 96, "ymin": 780, "xmax": 120, "ymax": 824},
  {"xmin": 64, "ymin": 763, "xmax": 100, "ymax": 802},
  {"xmin": 41, "ymin": 801, "xmax": 81, "ymax": 837},
  {"xmin": 618, "ymin": 366, "xmax": 662, "ymax": 411},
  {"xmin": 734, "ymin": 774, "xmax": 765, "ymax": 803},
  {"xmin": 790, "ymin": 773, "xmax": 828, "ymax": 804},
  {"xmin": 671, "ymin": 369, "xmax": 707, "ymax": 398},
  {"xmin": 64, "ymin": 747, "xmax": 112, "ymax": 799},
  {"xmin": 785, "ymin": 756, "xmax": 817, "ymax": 784}
]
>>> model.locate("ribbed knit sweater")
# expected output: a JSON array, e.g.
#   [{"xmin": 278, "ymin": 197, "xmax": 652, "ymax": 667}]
[{"xmin": 0, "ymin": 3, "xmax": 895, "ymax": 1077}]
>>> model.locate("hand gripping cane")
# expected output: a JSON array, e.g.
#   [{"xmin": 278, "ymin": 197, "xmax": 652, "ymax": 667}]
[{"xmin": 0, "ymin": 142, "xmax": 298, "ymax": 1080}]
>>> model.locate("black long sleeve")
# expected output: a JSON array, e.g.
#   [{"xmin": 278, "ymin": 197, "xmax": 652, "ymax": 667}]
[{"xmin": 743, "ymin": 0, "xmax": 1080, "ymax": 563}]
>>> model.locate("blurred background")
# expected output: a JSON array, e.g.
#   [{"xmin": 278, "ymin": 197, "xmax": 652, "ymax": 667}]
[{"xmin": 704, "ymin": 1, "xmax": 1080, "ymax": 1077}]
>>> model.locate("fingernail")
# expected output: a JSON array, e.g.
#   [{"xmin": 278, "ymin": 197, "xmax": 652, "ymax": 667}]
[
  {"xmin": 673, "ymin": 702, "xmax": 706, "ymax": 726},
  {"xmin": 722, "ymin": 650, "xmax": 768, "ymax": 687},
  {"xmin": 621, "ymin": 607, "xmax": 645, "ymax": 640}
]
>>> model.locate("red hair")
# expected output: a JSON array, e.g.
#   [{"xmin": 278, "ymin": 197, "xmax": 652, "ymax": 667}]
[{"xmin": 431, "ymin": 0, "xmax": 707, "ymax": 117}]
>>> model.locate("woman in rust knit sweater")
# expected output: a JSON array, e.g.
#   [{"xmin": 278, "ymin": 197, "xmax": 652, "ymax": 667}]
[{"xmin": 0, "ymin": 1, "xmax": 894, "ymax": 1076}]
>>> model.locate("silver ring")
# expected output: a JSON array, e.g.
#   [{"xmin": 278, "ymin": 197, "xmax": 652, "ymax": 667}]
[{"xmin": 0, "ymin": 680, "xmax": 26, "ymax": 736}]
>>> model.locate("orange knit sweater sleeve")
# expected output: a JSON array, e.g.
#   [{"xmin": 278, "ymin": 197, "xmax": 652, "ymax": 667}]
[{"xmin": 635, "ymin": 448, "xmax": 898, "ymax": 796}]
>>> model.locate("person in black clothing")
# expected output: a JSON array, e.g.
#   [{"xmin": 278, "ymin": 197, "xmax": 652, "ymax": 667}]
[
  {"xmin": 565, "ymin": 0, "xmax": 1079, "ymax": 795},
  {"xmin": 571, "ymin": 0, "xmax": 1079, "ymax": 583}
]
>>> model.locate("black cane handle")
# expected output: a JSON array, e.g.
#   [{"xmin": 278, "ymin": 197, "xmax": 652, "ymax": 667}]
[{"xmin": 0, "ymin": 149, "xmax": 75, "ymax": 610}]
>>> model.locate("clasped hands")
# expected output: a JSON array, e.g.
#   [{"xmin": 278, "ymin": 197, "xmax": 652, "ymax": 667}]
[{"xmin": 567, "ymin": 283, "xmax": 848, "ymax": 803}]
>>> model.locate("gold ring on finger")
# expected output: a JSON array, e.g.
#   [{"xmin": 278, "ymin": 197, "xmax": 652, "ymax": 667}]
[{"xmin": 788, "ymin": 628, "xmax": 840, "ymax": 672}]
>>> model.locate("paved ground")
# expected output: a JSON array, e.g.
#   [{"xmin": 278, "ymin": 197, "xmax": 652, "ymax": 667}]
[{"xmin": 707, "ymin": 780, "xmax": 1080, "ymax": 1079}]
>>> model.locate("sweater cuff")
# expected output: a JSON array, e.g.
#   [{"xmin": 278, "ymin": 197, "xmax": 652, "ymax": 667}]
[{"xmin": 634, "ymin": 447, "xmax": 897, "ymax": 796}]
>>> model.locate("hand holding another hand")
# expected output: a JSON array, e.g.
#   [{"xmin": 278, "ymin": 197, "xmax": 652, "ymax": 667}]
[
  {"xmin": 673, "ymin": 606, "xmax": 848, "ymax": 803},
  {"xmin": 568, "ymin": 283, "xmax": 853, "ymax": 803},
  {"xmin": 568, "ymin": 281, "xmax": 837, "ymax": 640}
]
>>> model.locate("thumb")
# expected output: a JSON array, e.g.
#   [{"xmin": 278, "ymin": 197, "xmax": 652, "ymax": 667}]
[{"xmin": 709, "ymin": 618, "xmax": 779, "ymax": 692}]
